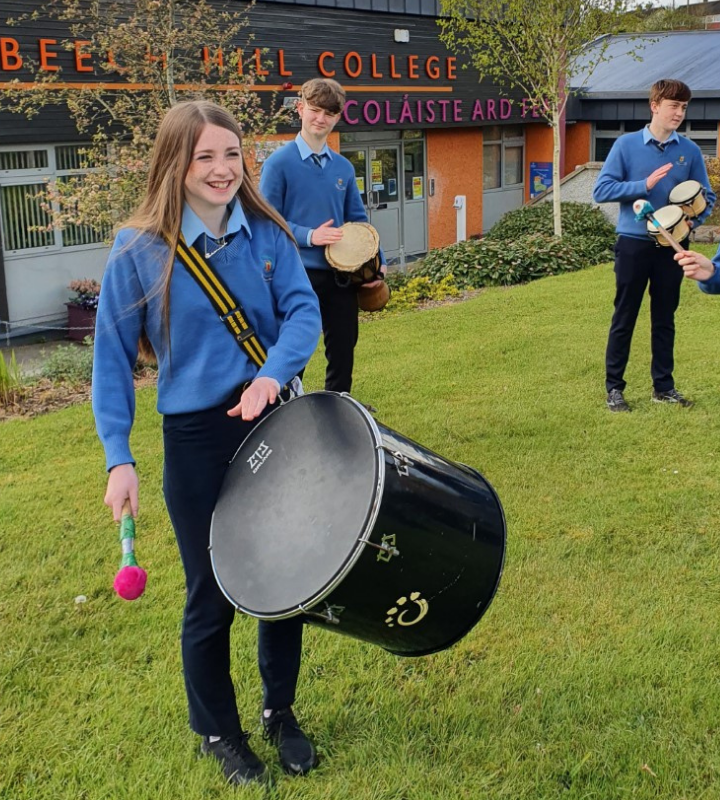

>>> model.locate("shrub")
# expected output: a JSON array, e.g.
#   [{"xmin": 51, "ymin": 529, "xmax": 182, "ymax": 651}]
[
  {"xmin": 361, "ymin": 274, "xmax": 460, "ymax": 316},
  {"xmin": 41, "ymin": 339, "xmax": 94, "ymax": 384},
  {"xmin": 485, "ymin": 201, "xmax": 616, "ymax": 242},
  {"xmin": 390, "ymin": 275, "xmax": 461, "ymax": 311},
  {"xmin": 705, "ymin": 157, "xmax": 720, "ymax": 226},
  {"xmin": 412, "ymin": 232, "xmax": 605, "ymax": 290}
]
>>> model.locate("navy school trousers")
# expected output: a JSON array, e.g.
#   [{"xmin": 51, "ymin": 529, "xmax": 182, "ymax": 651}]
[
  {"xmin": 162, "ymin": 392, "xmax": 304, "ymax": 736},
  {"xmin": 605, "ymin": 235, "xmax": 685, "ymax": 394},
  {"xmin": 305, "ymin": 268, "xmax": 359, "ymax": 394}
]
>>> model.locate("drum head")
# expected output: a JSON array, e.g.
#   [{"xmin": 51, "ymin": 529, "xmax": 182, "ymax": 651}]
[
  {"xmin": 326, "ymin": 222, "xmax": 379, "ymax": 273},
  {"xmin": 210, "ymin": 393, "xmax": 381, "ymax": 617},
  {"xmin": 669, "ymin": 180, "xmax": 701, "ymax": 204},
  {"xmin": 648, "ymin": 204, "xmax": 683, "ymax": 232}
]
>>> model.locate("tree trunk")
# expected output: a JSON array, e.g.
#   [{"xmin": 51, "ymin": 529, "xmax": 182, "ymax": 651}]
[{"xmin": 552, "ymin": 113, "xmax": 562, "ymax": 238}]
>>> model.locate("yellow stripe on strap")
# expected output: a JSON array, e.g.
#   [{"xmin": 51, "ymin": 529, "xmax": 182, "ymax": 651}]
[
  {"xmin": 176, "ymin": 237, "xmax": 269, "ymax": 368},
  {"xmin": 176, "ymin": 243, "xmax": 231, "ymax": 315}
]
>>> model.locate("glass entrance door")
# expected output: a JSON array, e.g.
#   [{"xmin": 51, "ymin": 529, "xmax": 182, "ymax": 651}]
[
  {"xmin": 344, "ymin": 146, "xmax": 401, "ymax": 261},
  {"xmin": 367, "ymin": 146, "xmax": 401, "ymax": 258}
]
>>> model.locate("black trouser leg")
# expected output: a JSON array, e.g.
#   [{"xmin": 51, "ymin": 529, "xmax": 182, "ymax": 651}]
[
  {"xmin": 163, "ymin": 395, "xmax": 304, "ymax": 736},
  {"xmin": 307, "ymin": 269, "xmax": 359, "ymax": 394},
  {"xmin": 648, "ymin": 250, "xmax": 684, "ymax": 392}
]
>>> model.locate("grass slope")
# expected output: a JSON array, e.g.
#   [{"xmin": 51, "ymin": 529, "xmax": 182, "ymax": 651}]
[{"xmin": 1, "ymin": 258, "xmax": 719, "ymax": 799}]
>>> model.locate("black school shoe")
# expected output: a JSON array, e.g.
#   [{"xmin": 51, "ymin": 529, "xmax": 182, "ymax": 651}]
[
  {"xmin": 200, "ymin": 732, "xmax": 269, "ymax": 786},
  {"xmin": 652, "ymin": 388, "xmax": 693, "ymax": 408},
  {"xmin": 262, "ymin": 708, "xmax": 318, "ymax": 775},
  {"xmin": 606, "ymin": 388, "xmax": 630, "ymax": 412}
]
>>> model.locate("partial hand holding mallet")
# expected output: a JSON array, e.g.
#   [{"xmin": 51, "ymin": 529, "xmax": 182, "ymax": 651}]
[{"xmin": 113, "ymin": 500, "xmax": 147, "ymax": 601}]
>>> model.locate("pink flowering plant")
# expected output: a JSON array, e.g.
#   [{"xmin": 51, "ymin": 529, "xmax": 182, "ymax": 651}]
[{"xmin": 68, "ymin": 278, "xmax": 101, "ymax": 311}]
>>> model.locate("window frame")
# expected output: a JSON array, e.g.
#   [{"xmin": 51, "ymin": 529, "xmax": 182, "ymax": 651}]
[
  {"xmin": 0, "ymin": 143, "xmax": 109, "ymax": 257},
  {"xmin": 483, "ymin": 126, "xmax": 525, "ymax": 192}
]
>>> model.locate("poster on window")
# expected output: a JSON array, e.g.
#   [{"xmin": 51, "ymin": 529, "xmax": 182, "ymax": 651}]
[{"xmin": 530, "ymin": 162, "xmax": 553, "ymax": 198}]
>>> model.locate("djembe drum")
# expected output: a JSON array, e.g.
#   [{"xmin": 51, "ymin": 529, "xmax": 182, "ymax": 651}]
[{"xmin": 325, "ymin": 222, "xmax": 390, "ymax": 312}]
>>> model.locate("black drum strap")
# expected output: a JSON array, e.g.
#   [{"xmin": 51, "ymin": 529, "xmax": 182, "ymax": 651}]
[{"xmin": 175, "ymin": 235, "xmax": 268, "ymax": 368}]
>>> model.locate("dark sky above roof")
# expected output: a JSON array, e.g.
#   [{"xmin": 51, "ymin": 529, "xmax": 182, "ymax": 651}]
[{"xmin": 572, "ymin": 31, "xmax": 720, "ymax": 98}]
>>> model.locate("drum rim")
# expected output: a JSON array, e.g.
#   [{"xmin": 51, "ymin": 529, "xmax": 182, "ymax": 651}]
[{"xmin": 209, "ymin": 391, "xmax": 387, "ymax": 621}]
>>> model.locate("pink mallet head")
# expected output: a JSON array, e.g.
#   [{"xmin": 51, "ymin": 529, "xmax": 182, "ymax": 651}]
[
  {"xmin": 114, "ymin": 502, "xmax": 147, "ymax": 601},
  {"xmin": 114, "ymin": 565, "xmax": 148, "ymax": 601}
]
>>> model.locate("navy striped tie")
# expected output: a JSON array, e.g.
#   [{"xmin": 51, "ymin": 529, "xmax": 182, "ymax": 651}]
[{"xmin": 311, "ymin": 153, "xmax": 324, "ymax": 168}]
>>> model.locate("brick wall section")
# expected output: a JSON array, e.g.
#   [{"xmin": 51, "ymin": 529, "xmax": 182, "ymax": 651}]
[
  {"xmin": 524, "ymin": 123, "xmax": 553, "ymax": 204},
  {"xmin": 426, "ymin": 127, "xmax": 483, "ymax": 249},
  {"xmin": 565, "ymin": 122, "xmax": 592, "ymax": 174}
]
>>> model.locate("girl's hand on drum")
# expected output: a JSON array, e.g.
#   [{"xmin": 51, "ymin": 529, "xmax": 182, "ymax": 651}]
[
  {"xmin": 311, "ymin": 219, "xmax": 344, "ymax": 246},
  {"xmin": 674, "ymin": 249, "xmax": 715, "ymax": 281},
  {"xmin": 228, "ymin": 377, "xmax": 280, "ymax": 421},
  {"xmin": 105, "ymin": 463, "xmax": 139, "ymax": 522},
  {"xmin": 646, "ymin": 163, "xmax": 673, "ymax": 190}
]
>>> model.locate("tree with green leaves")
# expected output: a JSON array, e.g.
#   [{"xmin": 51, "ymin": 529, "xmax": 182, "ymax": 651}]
[
  {"xmin": 1, "ymin": 0, "xmax": 288, "ymax": 235},
  {"xmin": 438, "ymin": 0, "xmax": 642, "ymax": 236},
  {"xmin": 623, "ymin": 4, "xmax": 704, "ymax": 33}
]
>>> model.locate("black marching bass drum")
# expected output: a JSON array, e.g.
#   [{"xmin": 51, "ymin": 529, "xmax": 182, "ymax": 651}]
[{"xmin": 210, "ymin": 392, "xmax": 506, "ymax": 656}]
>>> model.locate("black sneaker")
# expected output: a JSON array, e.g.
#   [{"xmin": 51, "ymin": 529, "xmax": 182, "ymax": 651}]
[
  {"xmin": 200, "ymin": 733, "xmax": 269, "ymax": 786},
  {"xmin": 652, "ymin": 388, "xmax": 693, "ymax": 408},
  {"xmin": 262, "ymin": 708, "xmax": 318, "ymax": 776},
  {"xmin": 606, "ymin": 388, "xmax": 630, "ymax": 412}
]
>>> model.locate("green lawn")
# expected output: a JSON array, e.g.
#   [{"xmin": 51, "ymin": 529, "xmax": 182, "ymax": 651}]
[{"xmin": 1, "ymin": 252, "xmax": 719, "ymax": 799}]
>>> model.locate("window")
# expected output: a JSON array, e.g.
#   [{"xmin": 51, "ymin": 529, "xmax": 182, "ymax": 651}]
[
  {"xmin": 594, "ymin": 121, "xmax": 718, "ymax": 160},
  {"xmin": 0, "ymin": 144, "xmax": 109, "ymax": 255},
  {"xmin": 483, "ymin": 126, "xmax": 524, "ymax": 191},
  {"xmin": 0, "ymin": 150, "xmax": 48, "ymax": 172},
  {"xmin": 0, "ymin": 183, "xmax": 53, "ymax": 251}
]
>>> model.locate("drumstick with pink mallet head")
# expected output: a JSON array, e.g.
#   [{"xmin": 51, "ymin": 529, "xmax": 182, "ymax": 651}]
[
  {"xmin": 633, "ymin": 199, "xmax": 686, "ymax": 254},
  {"xmin": 113, "ymin": 500, "xmax": 147, "ymax": 601}
]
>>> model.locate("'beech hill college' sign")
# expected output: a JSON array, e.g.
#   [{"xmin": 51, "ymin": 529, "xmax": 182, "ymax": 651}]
[{"xmin": 0, "ymin": 4, "xmax": 542, "ymax": 131}]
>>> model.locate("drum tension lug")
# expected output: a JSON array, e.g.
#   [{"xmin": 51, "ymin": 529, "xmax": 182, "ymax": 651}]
[
  {"xmin": 361, "ymin": 534, "xmax": 400, "ymax": 561},
  {"xmin": 381, "ymin": 447, "xmax": 414, "ymax": 477},
  {"xmin": 301, "ymin": 603, "xmax": 344, "ymax": 625}
]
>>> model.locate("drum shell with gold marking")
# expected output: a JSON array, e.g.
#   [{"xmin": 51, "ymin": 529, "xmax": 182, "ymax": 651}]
[
  {"xmin": 668, "ymin": 180, "xmax": 707, "ymax": 219},
  {"xmin": 209, "ymin": 392, "xmax": 506, "ymax": 656},
  {"xmin": 647, "ymin": 204, "xmax": 691, "ymax": 246}
]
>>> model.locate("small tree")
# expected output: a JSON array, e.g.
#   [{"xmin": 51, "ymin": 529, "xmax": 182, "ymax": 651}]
[
  {"xmin": 622, "ymin": 4, "xmax": 704, "ymax": 33},
  {"xmin": 1, "ymin": 0, "xmax": 290, "ymax": 234},
  {"xmin": 438, "ymin": 0, "xmax": 642, "ymax": 237}
]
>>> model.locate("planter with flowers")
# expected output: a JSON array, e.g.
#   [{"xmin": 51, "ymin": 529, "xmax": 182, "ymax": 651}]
[{"xmin": 66, "ymin": 279, "xmax": 100, "ymax": 342}]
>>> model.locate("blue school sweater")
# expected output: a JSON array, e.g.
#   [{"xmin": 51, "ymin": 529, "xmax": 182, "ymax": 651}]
[
  {"xmin": 259, "ymin": 140, "xmax": 383, "ymax": 270},
  {"xmin": 92, "ymin": 201, "xmax": 321, "ymax": 471},
  {"xmin": 593, "ymin": 127, "xmax": 716, "ymax": 240},
  {"xmin": 699, "ymin": 246, "xmax": 720, "ymax": 295}
]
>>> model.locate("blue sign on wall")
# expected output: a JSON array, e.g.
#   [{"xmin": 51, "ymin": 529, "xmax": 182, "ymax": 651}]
[{"xmin": 530, "ymin": 162, "xmax": 553, "ymax": 198}]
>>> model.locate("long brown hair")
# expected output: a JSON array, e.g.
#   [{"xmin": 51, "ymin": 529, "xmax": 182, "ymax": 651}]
[{"xmin": 123, "ymin": 100, "xmax": 294, "ymax": 353}]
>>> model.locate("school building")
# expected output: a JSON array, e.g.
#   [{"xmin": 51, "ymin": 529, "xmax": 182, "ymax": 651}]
[{"xmin": 1, "ymin": 0, "xmax": 719, "ymax": 337}]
